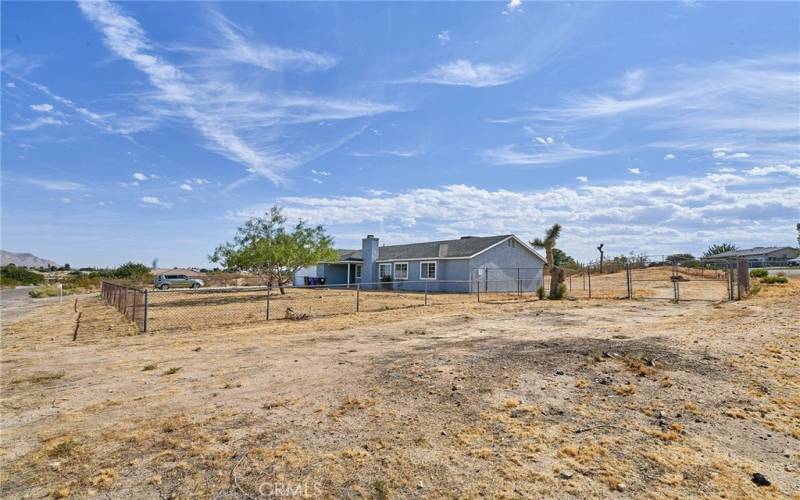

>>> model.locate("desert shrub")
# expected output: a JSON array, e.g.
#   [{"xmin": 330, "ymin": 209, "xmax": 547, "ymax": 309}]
[
  {"xmin": 761, "ymin": 274, "xmax": 788, "ymax": 284},
  {"xmin": 750, "ymin": 268, "xmax": 769, "ymax": 278},
  {"xmin": 552, "ymin": 283, "xmax": 568, "ymax": 299},
  {"xmin": 112, "ymin": 262, "xmax": 150, "ymax": 279},
  {"xmin": 536, "ymin": 286, "xmax": 545, "ymax": 300},
  {"xmin": 749, "ymin": 284, "xmax": 761, "ymax": 296},
  {"xmin": 29, "ymin": 286, "xmax": 72, "ymax": 299},
  {"xmin": 1, "ymin": 265, "xmax": 44, "ymax": 286}
]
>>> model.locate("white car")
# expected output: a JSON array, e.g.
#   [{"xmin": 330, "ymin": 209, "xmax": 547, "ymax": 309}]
[{"xmin": 787, "ymin": 257, "xmax": 800, "ymax": 267}]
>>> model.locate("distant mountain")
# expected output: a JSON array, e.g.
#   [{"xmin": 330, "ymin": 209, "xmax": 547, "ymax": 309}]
[{"xmin": 0, "ymin": 250, "xmax": 58, "ymax": 269}]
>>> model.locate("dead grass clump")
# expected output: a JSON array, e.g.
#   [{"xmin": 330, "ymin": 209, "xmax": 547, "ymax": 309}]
[
  {"xmin": 559, "ymin": 443, "xmax": 608, "ymax": 464},
  {"xmin": 654, "ymin": 430, "xmax": 681, "ymax": 442},
  {"xmin": 11, "ymin": 371, "xmax": 65, "ymax": 385},
  {"xmin": 45, "ymin": 438, "xmax": 79, "ymax": 458},
  {"xmin": 575, "ymin": 379, "xmax": 590, "ymax": 389},
  {"xmin": 161, "ymin": 367, "xmax": 181, "ymax": 376},
  {"xmin": 90, "ymin": 468, "xmax": 117, "ymax": 488},
  {"xmin": 503, "ymin": 399, "xmax": 520, "ymax": 408},
  {"xmin": 614, "ymin": 384, "xmax": 637, "ymax": 396},
  {"xmin": 724, "ymin": 408, "xmax": 747, "ymax": 419},
  {"xmin": 142, "ymin": 364, "xmax": 157, "ymax": 371}
]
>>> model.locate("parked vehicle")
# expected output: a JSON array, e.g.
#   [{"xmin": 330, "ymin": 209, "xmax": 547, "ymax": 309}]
[
  {"xmin": 787, "ymin": 257, "xmax": 800, "ymax": 267},
  {"xmin": 153, "ymin": 273, "xmax": 204, "ymax": 290}
]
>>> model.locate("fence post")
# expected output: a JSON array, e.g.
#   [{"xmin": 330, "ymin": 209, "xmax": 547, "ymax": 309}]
[
  {"xmin": 142, "ymin": 289, "xmax": 148, "ymax": 333},
  {"xmin": 132, "ymin": 289, "xmax": 137, "ymax": 323},
  {"xmin": 424, "ymin": 280, "xmax": 428, "ymax": 306},
  {"xmin": 626, "ymin": 263, "xmax": 632, "ymax": 299},
  {"xmin": 587, "ymin": 267, "xmax": 592, "ymax": 299},
  {"xmin": 517, "ymin": 268, "xmax": 521, "ymax": 297},
  {"xmin": 477, "ymin": 273, "xmax": 481, "ymax": 303},
  {"xmin": 356, "ymin": 284, "xmax": 360, "ymax": 312},
  {"xmin": 266, "ymin": 286, "xmax": 271, "ymax": 320}
]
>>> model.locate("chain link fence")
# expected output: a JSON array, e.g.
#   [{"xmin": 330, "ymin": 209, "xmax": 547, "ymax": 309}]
[
  {"xmin": 100, "ymin": 258, "xmax": 753, "ymax": 333},
  {"xmin": 555, "ymin": 256, "xmax": 749, "ymax": 301}
]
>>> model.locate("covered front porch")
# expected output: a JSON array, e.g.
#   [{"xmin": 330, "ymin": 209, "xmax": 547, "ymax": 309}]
[{"xmin": 316, "ymin": 261, "xmax": 363, "ymax": 287}]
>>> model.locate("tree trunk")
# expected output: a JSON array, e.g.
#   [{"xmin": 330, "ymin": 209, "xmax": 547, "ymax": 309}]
[{"xmin": 549, "ymin": 266, "xmax": 562, "ymax": 299}]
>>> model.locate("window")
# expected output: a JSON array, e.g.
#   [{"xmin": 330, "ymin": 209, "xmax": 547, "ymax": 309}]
[
  {"xmin": 393, "ymin": 262, "xmax": 408, "ymax": 280},
  {"xmin": 354, "ymin": 264, "xmax": 362, "ymax": 279},
  {"xmin": 379, "ymin": 263, "xmax": 392, "ymax": 279},
  {"xmin": 420, "ymin": 261, "xmax": 437, "ymax": 280}
]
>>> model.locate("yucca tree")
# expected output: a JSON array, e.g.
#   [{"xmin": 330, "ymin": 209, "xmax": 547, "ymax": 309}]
[{"xmin": 531, "ymin": 224, "xmax": 562, "ymax": 269}]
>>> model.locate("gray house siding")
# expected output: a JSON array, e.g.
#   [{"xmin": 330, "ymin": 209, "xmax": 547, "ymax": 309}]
[
  {"xmin": 310, "ymin": 235, "xmax": 544, "ymax": 293},
  {"xmin": 469, "ymin": 240, "xmax": 544, "ymax": 292}
]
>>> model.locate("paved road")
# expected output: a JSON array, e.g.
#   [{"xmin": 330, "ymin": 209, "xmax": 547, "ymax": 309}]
[{"xmin": 0, "ymin": 287, "xmax": 92, "ymax": 325}]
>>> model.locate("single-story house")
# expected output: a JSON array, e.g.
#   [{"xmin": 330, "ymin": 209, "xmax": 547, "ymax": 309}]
[
  {"xmin": 298, "ymin": 234, "xmax": 546, "ymax": 293},
  {"xmin": 701, "ymin": 246, "xmax": 798, "ymax": 267}
]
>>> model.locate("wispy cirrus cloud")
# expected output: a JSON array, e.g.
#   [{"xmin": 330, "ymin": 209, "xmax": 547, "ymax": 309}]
[
  {"xmin": 10, "ymin": 116, "xmax": 66, "ymax": 132},
  {"xmin": 77, "ymin": 0, "xmax": 402, "ymax": 184},
  {"xmin": 494, "ymin": 54, "xmax": 800, "ymax": 165},
  {"xmin": 351, "ymin": 147, "xmax": 424, "ymax": 158},
  {"xmin": 16, "ymin": 178, "xmax": 84, "ymax": 191},
  {"xmin": 485, "ymin": 142, "xmax": 607, "ymax": 165},
  {"xmin": 174, "ymin": 9, "xmax": 337, "ymax": 72},
  {"xmin": 405, "ymin": 59, "xmax": 525, "ymax": 88},
  {"xmin": 30, "ymin": 103, "xmax": 54, "ymax": 113}
]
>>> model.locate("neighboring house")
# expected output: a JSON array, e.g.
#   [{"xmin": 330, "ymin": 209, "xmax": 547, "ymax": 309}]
[
  {"xmin": 702, "ymin": 247, "xmax": 798, "ymax": 267},
  {"xmin": 309, "ymin": 234, "xmax": 545, "ymax": 292},
  {"xmin": 150, "ymin": 267, "xmax": 203, "ymax": 278}
]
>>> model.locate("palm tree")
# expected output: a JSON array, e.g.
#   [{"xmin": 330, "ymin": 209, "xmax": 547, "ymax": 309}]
[{"xmin": 531, "ymin": 224, "xmax": 562, "ymax": 269}]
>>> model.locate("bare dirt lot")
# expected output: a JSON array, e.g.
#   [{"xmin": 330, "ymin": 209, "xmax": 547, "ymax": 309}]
[{"xmin": 1, "ymin": 271, "xmax": 798, "ymax": 499}]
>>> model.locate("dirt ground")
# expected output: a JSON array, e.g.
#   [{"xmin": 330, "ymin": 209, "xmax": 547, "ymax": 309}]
[{"xmin": 1, "ymin": 271, "xmax": 798, "ymax": 499}]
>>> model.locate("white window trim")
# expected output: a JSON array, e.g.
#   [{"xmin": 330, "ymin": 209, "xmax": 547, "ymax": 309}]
[
  {"xmin": 354, "ymin": 264, "xmax": 362, "ymax": 279},
  {"xmin": 393, "ymin": 262, "xmax": 409, "ymax": 280},
  {"xmin": 378, "ymin": 263, "xmax": 392, "ymax": 279},
  {"xmin": 420, "ymin": 261, "xmax": 437, "ymax": 280}
]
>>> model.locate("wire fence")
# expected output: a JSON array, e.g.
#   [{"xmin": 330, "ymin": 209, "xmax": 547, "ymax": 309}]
[
  {"xmin": 100, "ymin": 257, "xmax": 756, "ymax": 333},
  {"xmin": 100, "ymin": 281, "xmax": 148, "ymax": 331},
  {"xmin": 558, "ymin": 256, "xmax": 749, "ymax": 301}
]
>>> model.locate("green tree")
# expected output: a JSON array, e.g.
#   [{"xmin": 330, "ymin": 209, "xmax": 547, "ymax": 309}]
[
  {"xmin": 665, "ymin": 253, "xmax": 695, "ymax": 264},
  {"xmin": 703, "ymin": 242, "xmax": 737, "ymax": 258},
  {"xmin": 113, "ymin": 262, "xmax": 151, "ymax": 279},
  {"xmin": 209, "ymin": 206, "xmax": 338, "ymax": 294},
  {"xmin": 531, "ymin": 224, "xmax": 562, "ymax": 270},
  {"xmin": 552, "ymin": 248, "xmax": 576, "ymax": 268}
]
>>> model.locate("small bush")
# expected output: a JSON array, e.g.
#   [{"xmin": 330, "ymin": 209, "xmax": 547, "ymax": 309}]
[
  {"xmin": 552, "ymin": 283, "xmax": 568, "ymax": 300},
  {"xmin": 761, "ymin": 274, "xmax": 788, "ymax": 284},
  {"xmin": 28, "ymin": 286, "xmax": 69, "ymax": 299},
  {"xmin": 1, "ymin": 265, "xmax": 44, "ymax": 286},
  {"xmin": 750, "ymin": 269, "xmax": 768, "ymax": 278},
  {"xmin": 536, "ymin": 286, "xmax": 545, "ymax": 300}
]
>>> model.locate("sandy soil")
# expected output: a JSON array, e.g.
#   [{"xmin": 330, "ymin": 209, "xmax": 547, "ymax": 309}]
[{"xmin": 0, "ymin": 271, "xmax": 798, "ymax": 499}]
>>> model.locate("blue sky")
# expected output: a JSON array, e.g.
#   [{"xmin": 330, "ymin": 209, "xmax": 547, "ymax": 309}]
[{"xmin": 2, "ymin": 1, "xmax": 799, "ymax": 268}]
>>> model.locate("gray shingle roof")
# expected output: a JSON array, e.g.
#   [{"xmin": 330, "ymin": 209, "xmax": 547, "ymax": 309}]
[
  {"xmin": 336, "ymin": 249, "xmax": 362, "ymax": 261},
  {"xmin": 707, "ymin": 246, "xmax": 796, "ymax": 258},
  {"xmin": 335, "ymin": 234, "xmax": 519, "ymax": 261}
]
